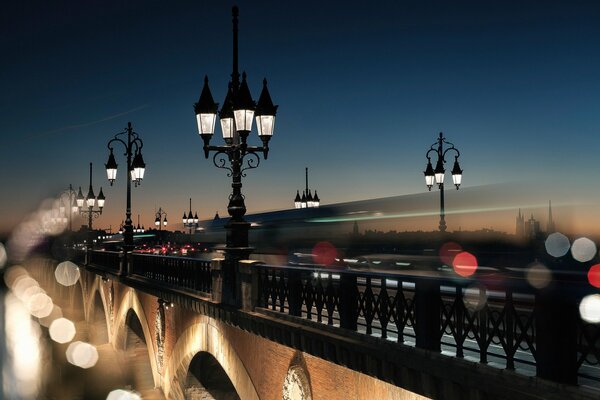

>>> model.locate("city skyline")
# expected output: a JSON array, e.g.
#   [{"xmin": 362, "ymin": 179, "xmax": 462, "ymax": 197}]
[{"xmin": 2, "ymin": 1, "xmax": 600, "ymax": 235}]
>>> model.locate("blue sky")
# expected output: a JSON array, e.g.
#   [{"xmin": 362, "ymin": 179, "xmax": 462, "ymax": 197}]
[{"xmin": 1, "ymin": 1, "xmax": 599, "ymax": 234}]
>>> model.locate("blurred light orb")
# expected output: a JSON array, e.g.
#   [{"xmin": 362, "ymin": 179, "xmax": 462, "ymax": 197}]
[
  {"xmin": 12, "ymin": 276, "xmax": 41, "ymax": 301},
  {"xmin": 526, "ymin": 263, "xmax": 552, "ymax": 289},
  {"xmin": 579, "ymin": 294, "xmax": 600, "ymax": 324},
  {"xmin": 0, "ymin": 242, "xmax": 7, "ymax": 268},
  {"xmin": 587, "ymin": 264, "xmax": 600, "ymax": 288},
  {"xmin": 571, "ymin": 237, "xmax": 597, "ymax": 263},
  {"xmin": 545, "ymin": 232, "xmax": 570, "ymax": 258},
  {"xmin": 39, "ymin": 305, "xmax": 63, "ymax": 327},
  {"xmin": 66, "ymin": 341, "xmax": 98, "ymax": 369},
  {"xmin": 55, "ymin": 261, "xmax": 80, "ymax": 286},
  {"xmin": 452, "ymin": 251, "xmax": 478, "ymax": 277},
  {"xmin": 439, "ymin": 242, "xmax": 462, "ymax": 265},
  {"xmin": 107, "ymin": 389, "xmax": 142, "ymax": 400},
  {"xmin": 3, "ymin": 265, "xmax": 28, "ymax": 288},
  {"xmin": 463, "ymin": 284, "xmax": 487, "ymax": 311},
  {"xmin": 49, "ymin": 318, "xmax": 76, "ymax": 343},
  {"xmin": 312, "ymin": 241, "xmax": 338, "ymax": 266},
  {"xmin": 28, "ymin": 292, "xmax": 54, "ymax": 318}
]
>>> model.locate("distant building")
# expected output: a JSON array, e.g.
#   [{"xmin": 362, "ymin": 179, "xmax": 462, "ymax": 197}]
[
  {"xmin": 516, "ymin": 201, "xmax": 554, "ymax": 240},
  {"xmin": 547, "ymin": 200, "xmax": 555, "ymax": 233},
  {"xmin": 526, "ymin": 214, "xmax": 540, "ymax": 239},
  {"xmin": 516, "ymin": 209, "xmax": 525, "ymax": 237}
]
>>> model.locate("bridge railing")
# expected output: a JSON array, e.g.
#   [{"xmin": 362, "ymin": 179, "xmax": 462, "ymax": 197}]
[
  {"xmin": 255, "ymin": 263, "xmax": 599, "ymax": 385},
  {"xmin": 87, "ymin": 250, "xmax": 121, "ymax": 273},
  {"xmin": 130, "ymin": 253, "xmax": 212, "ymax": 295}
]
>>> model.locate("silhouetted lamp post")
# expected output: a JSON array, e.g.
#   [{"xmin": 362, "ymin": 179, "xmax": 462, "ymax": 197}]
[
  {"xmin": 154, "ymin": 208, "xmax": 168, "ymax": 230},
  {"xmin": 58, "ymin": 184, "xmax": 79, "ymax": 232},
  {"xmin": 105, "ymin": 122, "xmax": 146, "ymax": 253},
  {"xmin": 77, "ymin": 163, "xmax": 105, "ymax": 232},
  {"xmin": 294, "ymin": 167, "xmax": 320, "ymax": 209},
  {"xmin": 193, "ymin": 6, "xmax": 277, "ymax": 305},
  {"xmin": 182, "ymin": 198, "xmax": 199, "ymax": 235},
  {"xmin": 424, "ymin": 132, "xmax": 463, "ymax": 232}
]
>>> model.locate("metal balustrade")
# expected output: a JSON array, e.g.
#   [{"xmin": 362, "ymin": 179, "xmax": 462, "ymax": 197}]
[
  {"xmin": 130, "ymin": 253, "xmax": 212, "ymax": 295},
  {"xmin": 87, "ymin": 250, "xmax": 121, "ymax": 273},
  {"xmin": 75, "ymin": 251, "xmax": 600, "ymax": 386},
  {"xmin": 255, "ymin": 264, "xmax": 600, "ymax": 385}
]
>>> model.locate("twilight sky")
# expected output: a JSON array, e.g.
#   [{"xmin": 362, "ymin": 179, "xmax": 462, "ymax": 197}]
[{"xmin": 1, "ymin": 0, "xmax": 599, "ymax": 235}]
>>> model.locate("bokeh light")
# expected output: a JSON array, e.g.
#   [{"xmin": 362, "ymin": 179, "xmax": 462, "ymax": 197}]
[
  {"xmin": 587, "ymin": 264, "xmax": 600, "ymax": 288},
  {"xmin": 107, "ymin": 389, "xmax": 142, "ymax": 400},
  {"xmin": 439, "ymin": 242, "xmax": 462, "ymax": 265},
  {"xmin": 3, "ymin": 265, "xmax": 28, "ymax": 288},
  {"xmin": 579, "ymin": 294, "xmax": 600, "ymax": 324},
  {"xmin": 5, "ymin": 293, "xmax": 41, "ymax": 399},
  {"xmin": 66, "ymin": 341, "xmax": 99, "ymax": 369},
  {"xmin": 12, "ymin": 276, "xmax": 42, "ymax": 303},
  {"xmin": 39, "ymin": 304, "xmax": 63, "ymax": 327},
  {"xmin": 49, "ymin": 318, "xmax": 76, "ymax": 344},
  {"xmin": 571, "ymin": 237, "xmax": 597, "ymax": 263},
  {"xmin": 525, "ymin": 263, "xmax": 552, "ymax": 289},
  {"xmin": 55, "ymin": 261, "xmax": 80, "ymax": 286},
  {"xmin": 463, "ymin": 284, "xmax": 488, "ymax": 311},
  {"xmin": 0, "ymin": 242, "xmax": 7, "ymax": 268},
  {"xmin": 312, "ymin": 241, "xmax": 338, "ymax": 266},
  {"xmin": 27, "ymin": 292, "xmax": 54, "ymax": 318},
  {"xmin": 452, "ymin": 251, "xmax": 478, "ymax": 277},
  {"xmin": 544, "ymin": 232, "xmax": 570, "ymax": 258}
]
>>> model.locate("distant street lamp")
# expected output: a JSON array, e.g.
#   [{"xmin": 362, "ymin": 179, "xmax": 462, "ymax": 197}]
[
  {"xmin": 423, "ymin": 132, "xmax": 463, "ymax": 233},
  {"xmin": 182, "ymin": 198, "xmax": 199, "ymax": 235},
  {"xmin": 77, "ymin": 163, "xmax": 105, "ymax": 232},
  {"xmin": 105, "ymin": 122, "xmax": 146, "ymax": 253},
  {"xmin": 58, "ymin": 184, "xmax": 79, "ymax": 232},
  {"xmin": 135, "ymin": 214, "xmax": 145, "ymax": 233},
  {"xmin": 294, "ymin": 167, "xmax": 320, "ymax": 209},
  {"xmin": 155, "ymin": 207, "xmax": 168, "ymax": 231},
  {"xmin": 193, "ymin": 6, "xmax": 277, "ymax": 305}
]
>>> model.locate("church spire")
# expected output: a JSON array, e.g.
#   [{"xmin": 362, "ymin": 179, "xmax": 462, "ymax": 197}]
[{"xmin": 547, "ymin": 200, "xmax": 555, "ymax": 233}]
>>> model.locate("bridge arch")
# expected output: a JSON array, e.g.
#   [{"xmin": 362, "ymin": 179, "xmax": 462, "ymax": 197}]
[
  {"xmin": 282, "ymin": 352, "xmax": 313, "ymax": 400},
  {"xmin": 164, "ymin": 317, "xmax": 259, "ymax": 400},
  {"xmin": 113, "ymin": 288, "xmax": 161, "ymax": 389},
  {"xmin": 85, "ymin": 277, "xmax": 111, "ymax": 344}
]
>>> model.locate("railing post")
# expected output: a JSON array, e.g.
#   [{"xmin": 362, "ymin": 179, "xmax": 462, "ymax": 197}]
[
  {"xmin": 210, "ymin": 258, "xmax": 224, "ymax": 304},
  {"xmin": 415, "ymin": 277, "xmax": 441, "ymax": 352},
  {"xmin": 288, "ymin": 269, "xmax": 303, "ymax": 317},
  {"xmin": 118, "ymin": 251, "xmax": 130, "ymax": 277},
  {"xmin": 535, "ymin": 274, "xmax": 578, "ymax": 384},
  {"xmin": 238, "ymin": 260, "xmax": 261, "ymax": 311},
  {"xmin": 339, "ymin": 273, "xmax": 358, "ymax": 331}
]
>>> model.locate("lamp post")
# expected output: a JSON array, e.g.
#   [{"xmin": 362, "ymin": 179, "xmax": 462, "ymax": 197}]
[
  {"xmin": 135, "ymin": 214, "xmax": 145, "ymax": 233},
  {"xmin": 193, "ymin": 6, "xmax": 278, "ymax": 305},
  {"xmin": 105, "ymin": 122, "xmax": 146, "ymax": 254},
  {"xmin": 423, "ymin": 132, "xmax": 463, "ymax": 233},
  {"xmin": 182, "ymin": 198, "xmax": 199, "ymax": 235},
  {"xmin": 77, "ymin": 163, "xmax": 105, "ymax": 232},
  {"xmin": 58, "ymin": 184, "xmax": 79, "ymax": 232},
  {"xmin": 154, "ymin": 207, "xmax": 168, "ymax": 230},
  {"xmin": 294, "ymin": 167, "xmax": 320, "ymax": 209}
]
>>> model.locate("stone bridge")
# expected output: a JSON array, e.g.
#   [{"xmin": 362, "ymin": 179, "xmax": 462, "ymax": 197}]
[{"xmin": 24, "ymin": 250, "xmax": 600, "ymax": 400}]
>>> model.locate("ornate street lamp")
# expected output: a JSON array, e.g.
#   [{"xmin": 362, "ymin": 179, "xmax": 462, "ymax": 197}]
[
  {"xmin": 78, "ymin": 163, "xmax": 105, "ymax": 232},
  {"xmin": 193, "ymin": 6, "xmax": 278, "ymax": 305},
  {"xmin": 182, "ymin": 198, "xmax": 199, "ymax": 235},
  {"xmin": 155, "ymin": 207, "xmax": 167, "ymax": 230},
  {"xmin": 294, "ymin": 168, "xmax": 320, "ymax": 209},
  {"xmin": 424, "ymin": 132, "xmax": 463, "ymax": 232},
  {"xmin": 135, "ymin": 214, "xmax": 145, "ymax": 233},
  {"xmin": 105, "ymin": 122, "xmax": 146, "ymax": 253},
  {"xmin": 58, "ymin": 184, "xmax": 78, "ymax": 231}
]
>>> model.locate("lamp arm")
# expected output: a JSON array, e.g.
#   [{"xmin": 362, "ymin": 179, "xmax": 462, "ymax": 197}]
[{"xmin": 443, "ymin": 146, "xmax": 460, "ymax": 159}]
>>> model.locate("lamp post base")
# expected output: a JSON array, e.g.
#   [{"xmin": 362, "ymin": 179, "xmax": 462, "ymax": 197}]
[{"xmin": 223, "ymin": 219, "xmax": 252, "ymax": 307}]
